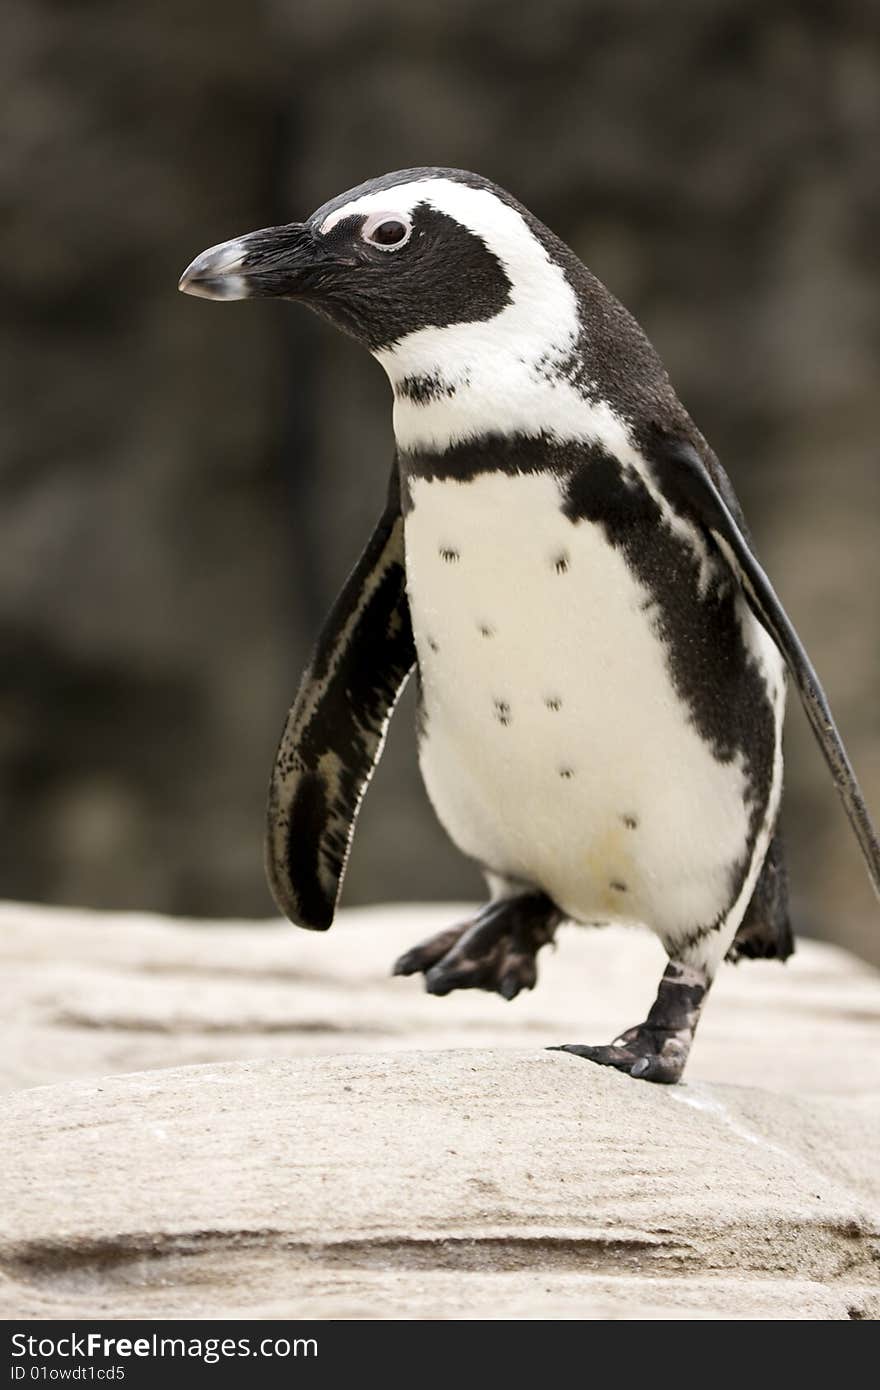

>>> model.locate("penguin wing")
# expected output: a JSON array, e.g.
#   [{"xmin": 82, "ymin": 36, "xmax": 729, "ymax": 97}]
[
  {"xmin": 265, "ymin": 463, "xmax": 415, "ymax": 929},
  {"xmin": 653, "ymin": 436, "xmax": 880, "ymax": 902}
]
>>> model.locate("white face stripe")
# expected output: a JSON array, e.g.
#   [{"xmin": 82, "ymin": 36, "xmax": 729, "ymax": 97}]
[
  {"xmin": 319, "ymin": 183, "xmax": 430, "ymax": 234},
  {"xmin": 320, "ymin": 178, "xmax": 536, "ymax": 244}
]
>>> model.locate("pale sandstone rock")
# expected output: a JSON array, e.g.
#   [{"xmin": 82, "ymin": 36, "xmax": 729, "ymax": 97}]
[{"xmin": 1, "ymin": 901, "xmax": 878, "ymax": 1319}]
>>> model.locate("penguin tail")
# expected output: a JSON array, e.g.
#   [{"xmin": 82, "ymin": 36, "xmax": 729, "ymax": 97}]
[{"xmin": 727, "ymin": 832, "xmax": 795, "ymax": 963}]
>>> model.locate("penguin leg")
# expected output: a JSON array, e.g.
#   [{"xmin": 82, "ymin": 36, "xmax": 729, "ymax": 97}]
[
  {"xmin": 393, "ymin": 892, "xmax": 562, "ymax": 1001},
  {"xmin": 550, "ymin": 960, "xmax": 710, "ymax": 1085}
]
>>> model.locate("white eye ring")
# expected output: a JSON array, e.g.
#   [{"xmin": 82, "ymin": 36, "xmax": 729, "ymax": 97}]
[{"xmin": 361, "ymin": 211, "xmax": 413, "ymax": 251}]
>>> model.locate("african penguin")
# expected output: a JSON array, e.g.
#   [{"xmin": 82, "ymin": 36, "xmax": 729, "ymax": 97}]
[{"xmin": 180, "ymin": 167, "xmax": 880, "ymax": 1084}]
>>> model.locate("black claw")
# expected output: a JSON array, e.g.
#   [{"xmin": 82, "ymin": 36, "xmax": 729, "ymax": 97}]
[
  {"xmin": 548, "ymin": 1043, "xmax": 595, "ymax": 1058},
  {"xmin": 424, "ymin": 968, "xmax": 453, "ymax": 996},
  {"xmin": 425, "ymin": 962, "xmax": 480, "ymax": 995},
  {"xmin": 392, "ymin": 951, "xmax": 420, "ymax": 977},
  {"xmin": 498, "ymin": 974, "xmax": 521, "ymax": 1001},
  {"xmin": 427, "ymin": 960, "xmax": 494, "ymax": 995},
  {"xmin": 629, "ymin": 1054, "xmax": 683, "ymax": 1085},
  {"xmin": 503, "ymin": 951, "xmax": 537, "ymax": 995}
]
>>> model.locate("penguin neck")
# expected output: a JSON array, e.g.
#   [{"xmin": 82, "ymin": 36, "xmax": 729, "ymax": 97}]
[{"xmin": 377, "ymin": 327, "xmax": 623, "ymax": 457}]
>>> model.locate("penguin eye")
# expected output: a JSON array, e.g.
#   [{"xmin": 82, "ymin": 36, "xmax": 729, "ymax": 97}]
[{"xmin": 361, "ymin": 212, "xmax": 412, "ymax": 251}]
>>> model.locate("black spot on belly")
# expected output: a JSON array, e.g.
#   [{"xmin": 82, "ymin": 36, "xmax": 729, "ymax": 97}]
[
  {"xmin": 427, "ymin": 637, "xmax": 440, "ymax": 653},
  {"xmin": 553, "ymin": 551, "xmax": 569, "ymax": 574},
  {"xmin": 610, "ymin": 880, "xmax": 627, "ymax": 893},
  {"xmin": 545, "ymin": 696, "xmax": 562, "ymax": 711},
  {"xmin": 439, "ymin": 546, "xmax": 460, "ymax": 563},
  {"xmin": 558, "ymin": 766, "xmax": 575, "ymax": 779},
  {"xmin": 493, "ymin": 699, "xmax": 511, "ymax": 726},
  {"xmin": 478, "ymin": 622, "xmax": 495, "ymax": 638},
  {"xmin": 622, "ymin": 813, "xmax": 638, "ymax": 830}
]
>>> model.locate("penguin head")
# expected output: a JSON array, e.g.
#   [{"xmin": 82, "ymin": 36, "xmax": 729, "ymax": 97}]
[{"xmin": 179, "ymin": 168, "xmax": 573, "ymax": 359}]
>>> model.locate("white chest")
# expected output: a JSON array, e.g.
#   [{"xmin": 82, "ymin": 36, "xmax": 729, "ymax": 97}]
[{"xmin": 403, "ymin": 469, "xmax": 766, "ymax": 941}]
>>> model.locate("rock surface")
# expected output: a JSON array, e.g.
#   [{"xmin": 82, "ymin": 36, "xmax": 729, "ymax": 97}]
[{"xmin": 1, "ymin": 901, "xmax": 879, "ymax": 1319}]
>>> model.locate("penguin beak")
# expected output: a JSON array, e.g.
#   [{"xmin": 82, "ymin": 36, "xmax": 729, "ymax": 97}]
[{"xmin": 178, "ymin": 222, "xmax": 320, "ymax": 301}]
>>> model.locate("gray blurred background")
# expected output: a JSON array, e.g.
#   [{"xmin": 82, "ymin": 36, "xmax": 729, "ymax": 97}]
[{"xmin": 3, "ymin": 0, "xmax": 879, "ymax": 962}]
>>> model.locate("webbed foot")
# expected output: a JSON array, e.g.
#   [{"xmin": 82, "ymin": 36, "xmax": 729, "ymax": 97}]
[
  {"xmin": 393, "ymin": 892, "xmax": 562, "ymax": 1001},
  {"xmin": 549, "ymin": 960, "xmax": 710, "ymax": 1085}
]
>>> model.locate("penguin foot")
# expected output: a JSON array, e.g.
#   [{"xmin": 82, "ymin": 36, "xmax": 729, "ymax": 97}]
[
  {"xmin": 549, "ymin": 959, "xmax": 711, "ymax": 1085},
  {"xmin": 392, "ymin": 892, "xmax": 562, "ymax": 1001},
  {"xmin": 549, "ymin": 1030, "xmax": 691, "ymax": 1084}
]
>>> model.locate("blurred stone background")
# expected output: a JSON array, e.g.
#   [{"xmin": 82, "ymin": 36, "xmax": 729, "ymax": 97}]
[{"xmin": 2, "ymin": 0, "xmax": 878, "ymax": 961}]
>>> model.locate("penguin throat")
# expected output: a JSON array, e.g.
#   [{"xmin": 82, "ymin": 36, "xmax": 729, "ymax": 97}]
[
  {"xmin": 378, "ymin": 335, "xmax": 593, "ymax": 456},
  {"xmin": 367, "ymin": 186, "xmax": 587, "ymax": 454}
]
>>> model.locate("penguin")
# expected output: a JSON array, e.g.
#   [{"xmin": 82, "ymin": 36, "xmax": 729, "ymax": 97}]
[{"xmin": 179, "ymin": 168, "xmax": 880, "ymax": 1084}]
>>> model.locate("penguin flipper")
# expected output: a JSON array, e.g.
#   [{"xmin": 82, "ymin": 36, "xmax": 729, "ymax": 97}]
[
  {"xmin": 653, "ymin": 436, "xmax": 880, "ymax": 903},
  {"xmin": 265, "ymin": 464, "xmax": 415, "ymax": 929}
]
